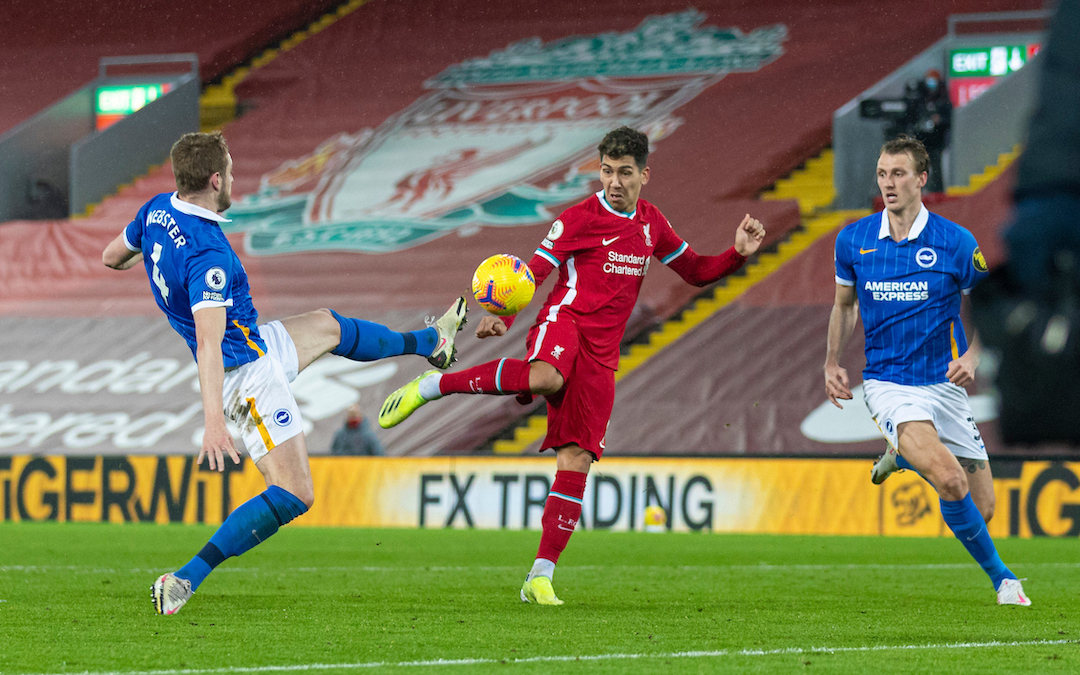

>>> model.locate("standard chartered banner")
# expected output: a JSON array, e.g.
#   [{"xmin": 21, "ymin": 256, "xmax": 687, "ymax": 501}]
[{"xmin": 2, "ymin": 456, "xmax": 1079, "ymax": 537}]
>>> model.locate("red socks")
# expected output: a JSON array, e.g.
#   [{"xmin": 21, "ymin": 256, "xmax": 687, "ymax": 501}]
[
  {"xmin": 536, "ymin": 470, "xmax": 587, "ymax": 564},
  {"xmin": 439, "ymin": 357, "xmax": 531, "ymax": 395}
]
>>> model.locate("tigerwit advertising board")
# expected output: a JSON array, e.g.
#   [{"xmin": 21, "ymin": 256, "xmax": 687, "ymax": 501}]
[{"xmin": 2, "ymin": 456, "xmax": 1080, "ymax": 538}]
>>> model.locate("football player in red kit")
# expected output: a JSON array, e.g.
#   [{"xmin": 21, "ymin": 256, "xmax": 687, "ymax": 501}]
[{"xmin": 380, "ymin": 126, "xmax": 765, "ymax": 605}]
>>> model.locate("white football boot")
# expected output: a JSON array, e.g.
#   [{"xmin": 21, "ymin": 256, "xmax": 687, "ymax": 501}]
[
  {"xmin": 996, "ymin": 578, "xmax": 1032, "ymax": 606},
  {"xmin": 427, "ymin": 296, "xmax": 468, "ymax": 369},
  {"xmin": 151, "ymin": 572, "xmax": 193, "ymax": 615},
  {"xmin": 871, "ymin": 445, "xmax": 904, "ymax": 485}
]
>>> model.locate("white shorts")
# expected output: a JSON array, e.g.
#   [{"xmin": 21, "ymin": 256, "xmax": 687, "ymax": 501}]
[
  {"xmin": 222, "ymin": 320, "xmax": 303, "ymax": 463},
  {"xmin": 862, "ymin": 379, "xmax": 988, "ymax": 460}
]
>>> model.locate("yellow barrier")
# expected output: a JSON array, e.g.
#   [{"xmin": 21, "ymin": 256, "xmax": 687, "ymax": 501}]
[{"xmin": 2, "ymin": 456, "xmax": 1078, "ymax": 538}]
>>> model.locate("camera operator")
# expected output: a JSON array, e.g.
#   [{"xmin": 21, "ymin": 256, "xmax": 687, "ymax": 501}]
[
  {"xmin": 906, "ymin": 69, "xmax": 952, "ymax": 193},
  {"xmin": 861, "ymin": 70, "xmax": 952, "ymax": 194}
]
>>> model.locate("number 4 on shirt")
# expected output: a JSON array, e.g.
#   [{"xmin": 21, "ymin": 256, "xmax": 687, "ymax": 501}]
[{"xmin": 150, "ymin": 242, "xmax": 171, "ymax": 305}]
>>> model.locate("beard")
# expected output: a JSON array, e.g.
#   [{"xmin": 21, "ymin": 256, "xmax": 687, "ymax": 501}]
[{"xmin": 216, "ymin": 188, "xmax": 232, "ymax": 213}]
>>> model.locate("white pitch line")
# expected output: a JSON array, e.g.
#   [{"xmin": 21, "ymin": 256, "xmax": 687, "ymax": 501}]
[
  {"xmin": 2, "ymin": 562, "xmax": 1079, "ymax": 575},
  {"xmin": 12, "ymin": 639, "xmax": 1079, "ymax": 675}
]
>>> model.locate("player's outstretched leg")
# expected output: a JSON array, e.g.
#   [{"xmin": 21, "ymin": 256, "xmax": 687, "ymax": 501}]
[
  {"xmin": 282, "ymin": 297, "xmax": 467, "ymax": 374},
  {"xmin": 379, "ymin": 357, "xmax": 534, "ymax": 428},
  {"xmin": 152, "ymin": 441, "xmax": 312, "ymax": 615},
  {"xmin": 330, "ymin": 296, "xmax": 467, "ymax": 368}
]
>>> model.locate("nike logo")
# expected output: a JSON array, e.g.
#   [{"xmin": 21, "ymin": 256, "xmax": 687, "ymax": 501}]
[
  {"xmin": 860, "ymin": 248, "xmax": 877, "ymax": 255},
  {"xmin": 557, "ymin": 525, "xmax": 575, "ymax": 532},
  {"xmin": 435, "ymin": 337, "xmax": 447, "ymax": 351},
  {"xmin": 966, "ymin": 524, "xmax": 986, "ymax": 542},
  {"xmin": 602, "ymin": 236, "xmax": 620, "ymax": 246}
]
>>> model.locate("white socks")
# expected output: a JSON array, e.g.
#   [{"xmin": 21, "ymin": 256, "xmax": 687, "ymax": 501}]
[
  {"xmin": 417, "ymin": 372, "xmax": 443, "ymax": 401},
  {"xmin": 527, "ymin": 558, "xmax": 555, "ymax": 581}
]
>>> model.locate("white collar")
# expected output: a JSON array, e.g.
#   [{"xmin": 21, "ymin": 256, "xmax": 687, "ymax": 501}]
[
  {"xmin": 595, "ymin": 190, "xmax": 636, "ymax": 219},
  {"xmin": 878, "ymin": 203, "xmax": 928, "ymax": 241},
  {"xmin": 171, "ymin": 192, "xmax": 232, "ymax": 223}
]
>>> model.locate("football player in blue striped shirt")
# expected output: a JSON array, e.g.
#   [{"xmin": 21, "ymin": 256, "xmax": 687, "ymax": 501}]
[
  {"xmin": 824, "ymin": 135, "xmax": 1029, "ymax": 606},
  {"xmin": 102, "ymin": 131, "xmax": 468, "ymax": 615}
]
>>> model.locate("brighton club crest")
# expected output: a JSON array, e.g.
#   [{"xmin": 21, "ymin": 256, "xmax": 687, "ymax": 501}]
[{"xmin": 227, "ymin": 10, "xmax": 787, "ymax": 254}]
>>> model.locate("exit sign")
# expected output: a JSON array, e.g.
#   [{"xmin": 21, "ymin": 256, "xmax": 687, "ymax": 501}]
[
  {"xmin": 949, "ymin": 44, "xmax": 1039, "ymax": 78},
  {"xmin": 947, "ymin": 44, "xmax": 1040, "ymax": 107},
  {"xmin": 95, "ymin": 83, "xmax": 173, "ymax": 130}
]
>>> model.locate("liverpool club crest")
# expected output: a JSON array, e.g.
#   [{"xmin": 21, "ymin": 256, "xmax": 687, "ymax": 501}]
[{"xmin": 227, "ymin": 10, "xmax": 786, "ymax": 254}]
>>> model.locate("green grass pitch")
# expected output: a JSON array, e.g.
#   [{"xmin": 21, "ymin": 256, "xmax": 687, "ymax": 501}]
[{"xmin": 1, "ymin": 523, "xmax": 1078, "ymax": 674}]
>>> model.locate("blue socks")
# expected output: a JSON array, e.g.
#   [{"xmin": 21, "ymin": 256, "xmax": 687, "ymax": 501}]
[
  {"xmin": 939, "ymin": 492, "xmax": 1015, "ymax": 590},
  {"xmin": 174, "ymin": 485, "xmax": 308, "ymax": 591},
  {"xmin": 329, "ymin": 309, "xmax": 437, "ymax": 361},
  {"xmin": 895, "ymin": 453, "xmax": 915, "ymax": 471}
]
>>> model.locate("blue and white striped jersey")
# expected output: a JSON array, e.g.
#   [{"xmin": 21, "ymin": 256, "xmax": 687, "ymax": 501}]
[
  {"xmin": 124, "ymin": 192, "xmax": 266, "ymax": 369},
  {"xmin": 834, "ymin": 205, "xmax": 988, "ymax": 386}
]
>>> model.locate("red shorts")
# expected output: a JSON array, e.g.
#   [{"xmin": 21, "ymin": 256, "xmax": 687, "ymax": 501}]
[{"xmin": 525, "ymin": 318, "xmax": 615, "ymax": 459}]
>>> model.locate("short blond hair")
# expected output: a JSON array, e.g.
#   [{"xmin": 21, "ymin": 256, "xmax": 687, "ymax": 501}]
[{"xmin": 880, "ymin": 134, "xmax": 929, "ymax": 175}]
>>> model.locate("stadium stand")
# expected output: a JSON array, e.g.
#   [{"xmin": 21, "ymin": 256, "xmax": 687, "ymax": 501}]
[
  {"xmin": 0, "ymin": 0, "xmax": 344, "ymax": 136},
  {"xmin": 0, "ymin": 0, "xmax": 1042, "ymax": 458}
]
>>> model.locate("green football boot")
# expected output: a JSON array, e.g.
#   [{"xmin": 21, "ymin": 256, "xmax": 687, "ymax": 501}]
[
  {"xmin": 379, "ymin": 370, "xmax": 437, "ymax": 428},
  {"xmin": 520, "ymin": 576, "xmax": 564, "ymax": 606}
]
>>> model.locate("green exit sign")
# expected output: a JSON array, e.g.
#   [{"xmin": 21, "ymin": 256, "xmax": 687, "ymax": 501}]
[
  {"xmin": 949, "ymin": 45, "xmax": 1034, "ymax": 78},
  {"xmin": 95, "ymin": 83, "xmax": 168, "ymax": 115}
]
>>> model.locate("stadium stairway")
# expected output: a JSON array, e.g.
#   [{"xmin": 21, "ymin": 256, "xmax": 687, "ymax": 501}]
[
  {"xmin": 200, "ymin": 0, "xmax": 373, "ymax": 130},
  {"xmin": 945, "ymin": 145, "xmax": 1022, "ymax": 197}
]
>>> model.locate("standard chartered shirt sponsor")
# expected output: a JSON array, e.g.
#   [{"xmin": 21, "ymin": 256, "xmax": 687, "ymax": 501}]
[
  {"xmin": 864, "ymin": 280, "xmax": 929, "ymax": 301},
  {"xmin": 604, "ymin": 250, "xmax": 649, "ymax": 276}
]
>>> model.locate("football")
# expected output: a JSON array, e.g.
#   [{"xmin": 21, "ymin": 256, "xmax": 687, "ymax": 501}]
[{"xmin": 471, "ymin": 254, "xmax": 535, "ymax": 316}]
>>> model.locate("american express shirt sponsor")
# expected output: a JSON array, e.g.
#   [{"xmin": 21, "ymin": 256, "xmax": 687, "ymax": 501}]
[{"xmin": 834, "ymin": 206, "xmax": 988, "ymax": 386}]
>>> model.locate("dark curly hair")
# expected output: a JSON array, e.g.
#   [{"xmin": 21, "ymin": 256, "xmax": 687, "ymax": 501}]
[{"xmin": 598, "ymin": 126, "xmax": 649, "ymax": 169}]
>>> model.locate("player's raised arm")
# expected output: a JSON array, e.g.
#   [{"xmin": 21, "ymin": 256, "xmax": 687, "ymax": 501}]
[
  {"xmin": 661, "ymin": 214, "xmax": 764, "ymax": 287},
  {"xmin": 102, "ymin": 230, "xmax": 143, "ymax": 270}
]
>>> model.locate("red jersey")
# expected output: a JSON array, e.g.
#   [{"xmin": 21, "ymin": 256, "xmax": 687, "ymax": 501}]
[{"xmin": 525, "ymin": 190, "xmax": 746, "ymax": 369}]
